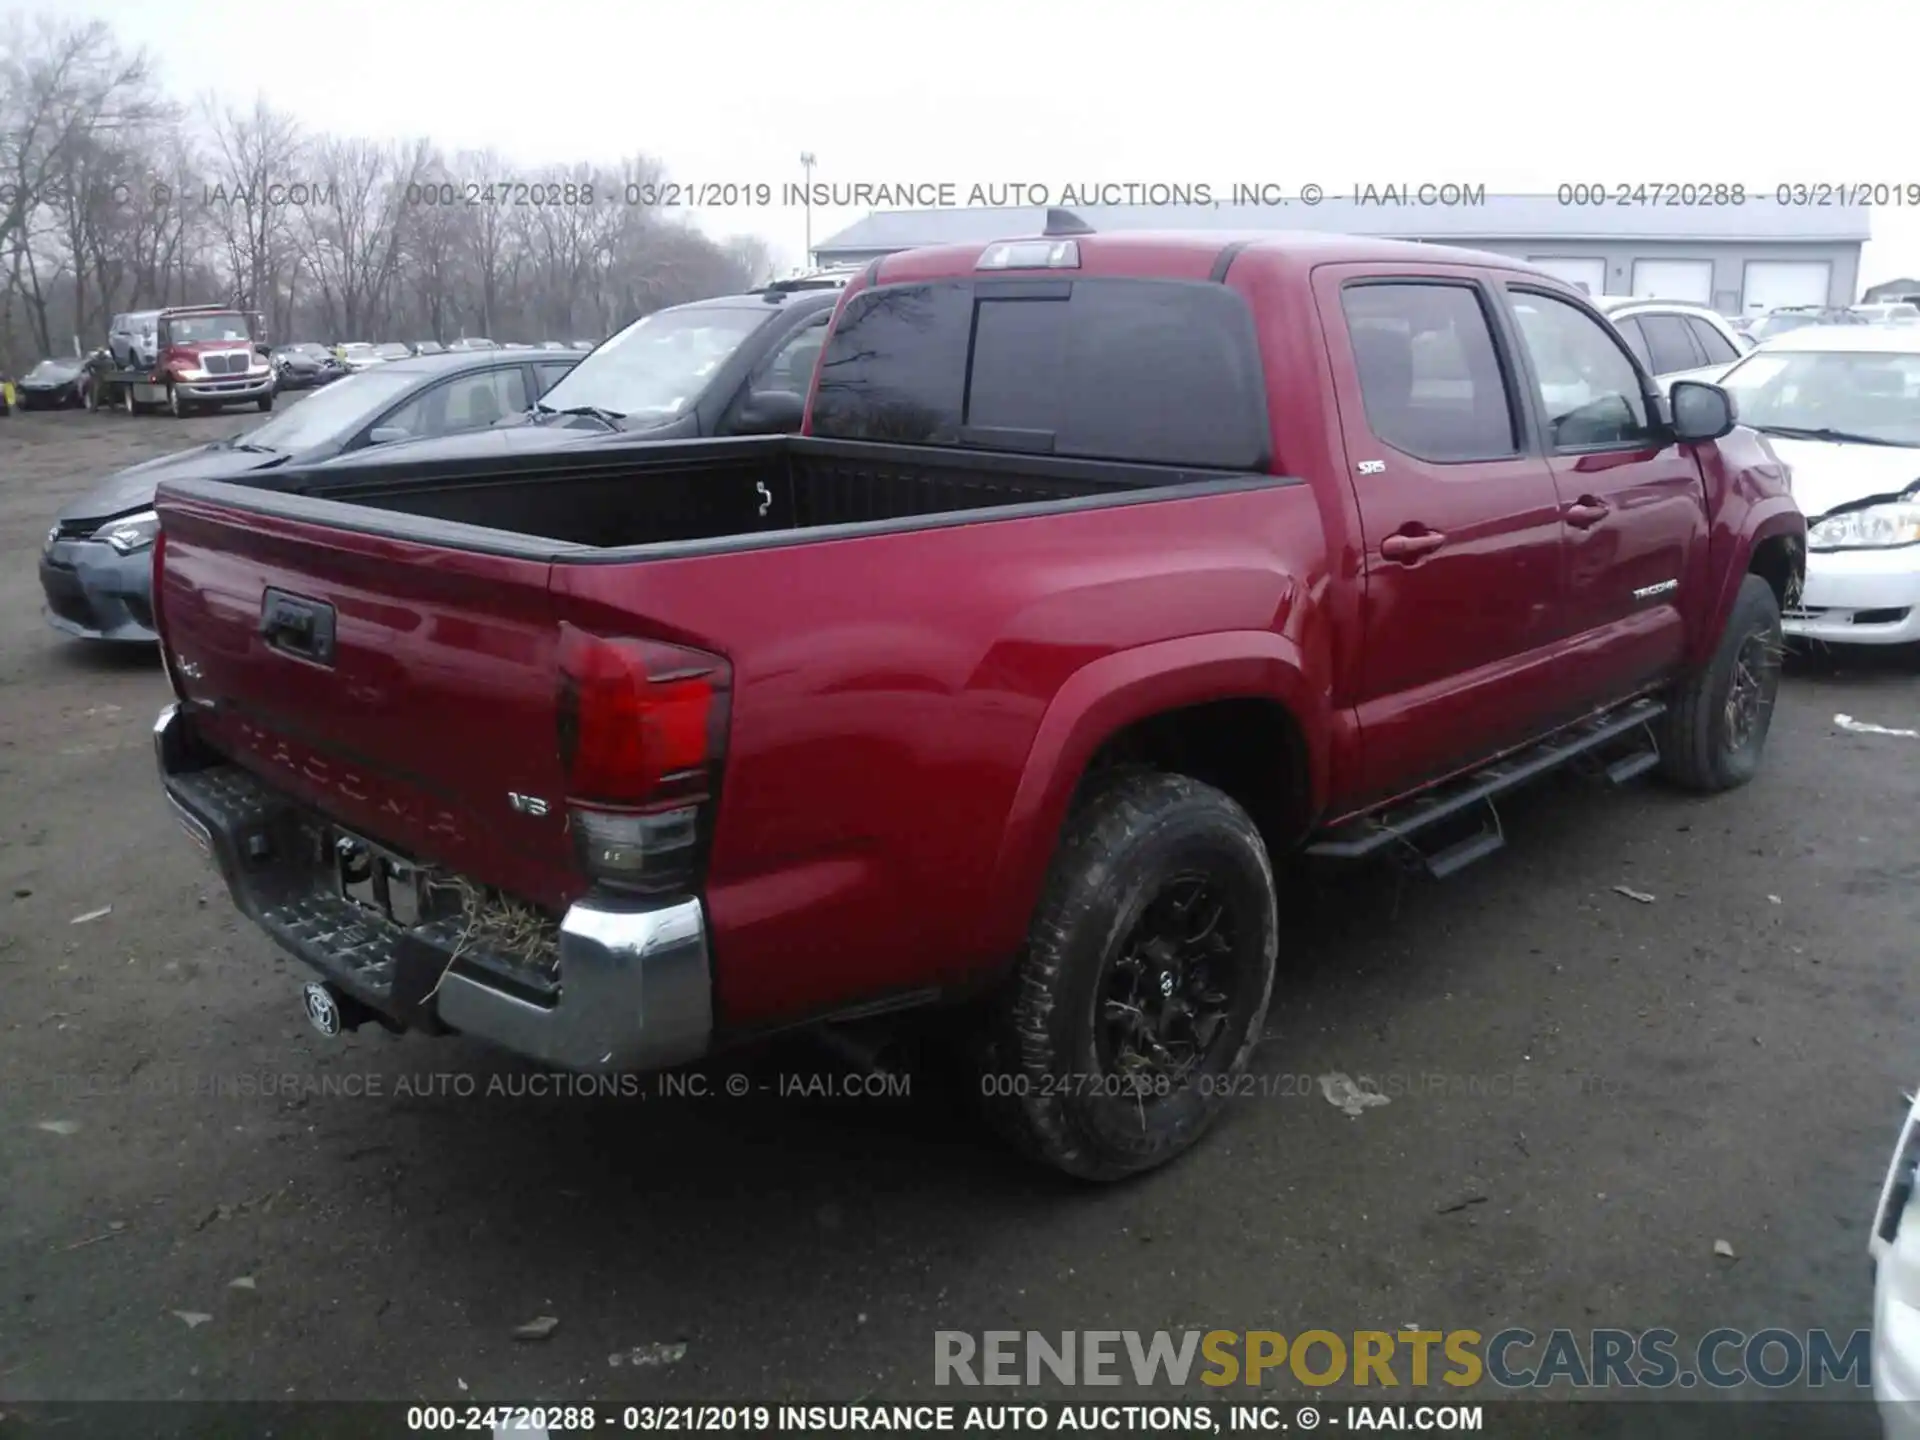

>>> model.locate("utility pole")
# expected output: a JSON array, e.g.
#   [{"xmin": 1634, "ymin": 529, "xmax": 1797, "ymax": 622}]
[{"xmin": 799, "ymin": 152, "xmax": 817, "ymax": 266}]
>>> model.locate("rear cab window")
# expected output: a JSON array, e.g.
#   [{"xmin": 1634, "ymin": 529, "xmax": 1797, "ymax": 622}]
[{"xmin": 809, "ymin": 278, "xmax": 1270, "ymax": 470}]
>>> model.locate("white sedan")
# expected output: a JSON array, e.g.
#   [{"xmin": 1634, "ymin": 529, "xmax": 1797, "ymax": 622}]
[
  {"xmin": 1873, "ymin": 1090, "xmax": 1920, "ymax": 1435},
  {"xmin": 1713, "ymin": 326, "xmax": 1920, "ymax": 645}
]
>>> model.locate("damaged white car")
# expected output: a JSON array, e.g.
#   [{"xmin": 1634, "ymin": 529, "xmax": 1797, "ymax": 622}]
[{"xmin": 1716, "ymin": 327, "xmax": 1920, "ymax": 645}]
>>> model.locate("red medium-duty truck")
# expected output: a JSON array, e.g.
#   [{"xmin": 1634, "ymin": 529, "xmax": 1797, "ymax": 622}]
[
  {"xmin": 88, "ymin": 304, "xmax": 275, "ymax": 417},
  {"xmin": 151, "ymin": 219, "xmax": 1805, "ymax": 1179}
]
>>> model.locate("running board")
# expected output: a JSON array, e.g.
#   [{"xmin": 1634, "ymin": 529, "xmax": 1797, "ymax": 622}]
[
  {"xmin": 1602, "ymin": 748, "xmax": 1662, "ymax": 788},
  {"xmin": 1305, "ymin": 697, "xmax": 1666, "ymax": 863},
  {"xmin": 1422, "ymin": 821, "xmax": 1506, "ymax": 879}
]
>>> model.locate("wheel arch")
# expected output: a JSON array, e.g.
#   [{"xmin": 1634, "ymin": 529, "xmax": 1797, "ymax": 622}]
[
  {"xmin": 977, "ymin": 631, "xmax": 1328, "ymax": 962},
  {"xmin": 1689, "ymin": 502, "xmax": 1805, "ymax": 667}
]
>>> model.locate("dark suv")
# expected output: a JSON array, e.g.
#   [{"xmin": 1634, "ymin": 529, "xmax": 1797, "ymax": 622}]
[{"xmin": 334, "ymin": 276, "xmax": 849, "ymax": 463}]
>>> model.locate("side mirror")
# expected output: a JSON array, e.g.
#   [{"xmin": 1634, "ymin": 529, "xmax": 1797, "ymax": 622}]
[
  {"xmin": 732, "ymin": 389, "xmax": 807, "ymax": 434},
  {"xmin": 368, "ymin": 426, "xmax": 411, "ymax": 445},
  {"xmin": 1669, "ymin": 380, "xmax": 1737, "ymax": 443}
]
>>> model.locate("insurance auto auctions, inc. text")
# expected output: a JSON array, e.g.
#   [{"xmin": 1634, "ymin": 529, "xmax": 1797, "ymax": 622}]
[{"xmin": 783, "ymin": 182, "xmax": 1487, "ymax": 208}]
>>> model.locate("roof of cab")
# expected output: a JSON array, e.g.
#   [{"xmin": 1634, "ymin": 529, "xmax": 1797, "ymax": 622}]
[{"xmin": 865, "ymin": 229, "xmax": 1568, "ymax": 288}]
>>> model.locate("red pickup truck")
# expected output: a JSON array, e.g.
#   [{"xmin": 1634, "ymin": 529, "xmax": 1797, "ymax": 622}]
[{"xmin": 151, "ymin": 217, "xmax": 1804, "ymax": 1180}]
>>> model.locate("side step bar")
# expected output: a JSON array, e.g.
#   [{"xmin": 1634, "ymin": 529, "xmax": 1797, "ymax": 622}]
[{"xmin": 1306, "ymin": 696, "xmax": 1666, "ymax": 864}]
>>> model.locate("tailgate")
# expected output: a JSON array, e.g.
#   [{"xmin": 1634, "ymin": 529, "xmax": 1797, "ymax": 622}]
[{"xmin": 155, "ymin": 485, "xmax": 579, "ymax": 908}]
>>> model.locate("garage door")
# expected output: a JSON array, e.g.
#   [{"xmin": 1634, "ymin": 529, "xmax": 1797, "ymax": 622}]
[
  {"xmin": 1743, "ymin": 260, "xmax": 1832, "ymax": 314},
  {"xmin": 1631, "ymin": 259, "xmax": 1714, "ymax": 304},
  {"xmin": 1527, "ymin": 257, "xmax": 1606, "ymax": 296}
]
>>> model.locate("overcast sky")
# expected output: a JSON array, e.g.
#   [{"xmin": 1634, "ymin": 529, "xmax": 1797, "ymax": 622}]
[{"xmin": 17, "ymin": 0, "xmax": 1920, "ymax": 284}]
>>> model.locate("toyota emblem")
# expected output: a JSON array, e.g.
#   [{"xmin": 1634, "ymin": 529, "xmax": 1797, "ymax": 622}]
[{"xmin": 301, "ymin": 981, "xmax": 342, "ymax": 1037}]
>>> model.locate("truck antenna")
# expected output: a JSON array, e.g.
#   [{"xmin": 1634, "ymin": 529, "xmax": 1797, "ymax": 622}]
[{"xmin": 1043, "ymin": 208, "xmax": 1095, "ymax": 237}]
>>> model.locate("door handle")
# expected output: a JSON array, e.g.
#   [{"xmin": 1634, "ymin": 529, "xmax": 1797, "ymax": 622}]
[
  {"xmin": 1380, "ymin": 530, "xmax": 1447, "ymax": 562},
  {"xmin": 260, "ymin": 588, "xmax": 337, "ymax": 665},
  {"xmin": 1565, "ymin": 498, "xmax": 1611, "ymax": 529}
]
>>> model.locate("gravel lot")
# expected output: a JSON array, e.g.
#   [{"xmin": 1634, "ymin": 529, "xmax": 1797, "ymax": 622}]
[{"xmin": 2, "ymin": 404, "xmax": 1917, "ymax": 1433}]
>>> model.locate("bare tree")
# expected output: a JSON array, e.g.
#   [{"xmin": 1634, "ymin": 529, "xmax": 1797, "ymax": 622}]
[
  {"xmin": 200, "ymin": 95, "xmax": 304, "ymax": 330},
  {"xmin": 296, "ymin": 136, "xmax": 426, "ymax": 338},
  {"xmin": 722, "ymin": 233, "xmax": 775, "ymax": 287},
  {"xmin": 0, "ymin": 15, "xmax": 164, "ymax": 358},
  {"xmin": 1, "ymin": 17, "xmax": 784, "ymax": 367}
]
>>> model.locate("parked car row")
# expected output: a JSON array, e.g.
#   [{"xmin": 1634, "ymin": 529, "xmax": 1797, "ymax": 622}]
[
  {"xmin": 40, "ymin": 347, "xmax": 584, "ymax": 640},
  {"xmin": 36, "ymin": 269, "xmax": 854, "ymax": 639},
  {"xmin": 321, "ymin": 337, "xmax": 597, "ymax": 364},
  {"xmin": 6, "ymin": 332, "xmax": 607, "ymax": 417}
]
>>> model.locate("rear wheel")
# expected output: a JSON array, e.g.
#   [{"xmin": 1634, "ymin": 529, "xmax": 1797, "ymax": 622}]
[
  {"xmin": 1658, "ymin": 574, "xmax": 1783, "ymax": 792},
  {"xmin": 976, "ymin": 769, "xmax": 1279, "ymax": 1181}
]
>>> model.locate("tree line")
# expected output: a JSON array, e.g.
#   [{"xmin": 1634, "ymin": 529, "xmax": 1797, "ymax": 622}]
[{"xmin": 0, "ymin": 15, "xmax": 779, "ymax": 370}]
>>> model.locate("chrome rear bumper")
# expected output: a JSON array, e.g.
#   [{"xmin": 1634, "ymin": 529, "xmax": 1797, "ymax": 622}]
[{"xmin": 153, "ymin": 701, "xmax": 714, "ymax": 1071}]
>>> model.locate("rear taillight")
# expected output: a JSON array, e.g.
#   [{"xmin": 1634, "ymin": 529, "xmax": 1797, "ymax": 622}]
[{"xmin": 556, "ymin": 624, "xmax": 730, "ymax": 896}]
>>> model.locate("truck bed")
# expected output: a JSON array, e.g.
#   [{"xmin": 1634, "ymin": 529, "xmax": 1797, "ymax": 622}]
[
  {"xmin": 152, "ymin": 433, "xmax": 1308, "ymax": 1032},
  {"xmin": 214, "ymin": 434, "xmax": 1266, "ymax": 557}
]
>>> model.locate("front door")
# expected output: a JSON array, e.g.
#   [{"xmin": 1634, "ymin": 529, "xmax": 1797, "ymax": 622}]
[
  {"xmin": 1315, "ymin": 268, "xmax": 1569, "ymax": 803},
  {"xmin": 1499, "ymin": 285, "xmax": 1710, "ymax": 710}
]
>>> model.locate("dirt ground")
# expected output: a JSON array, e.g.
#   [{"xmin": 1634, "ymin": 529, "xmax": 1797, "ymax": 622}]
[{"xmin": 1, "ymin": 402, "xmax": 1917, "ymax": 1434}]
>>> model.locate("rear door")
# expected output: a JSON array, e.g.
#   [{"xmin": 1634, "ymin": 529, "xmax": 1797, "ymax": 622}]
[
  {"xmin": 1314, "ymin": 267, "xmax": 1569, "ymax": 800},
  {"xmin": 1498, "ymin": 284, "xmax": 1711, "ymax": 709},
  {"xmin": 155, "ymin": 487, "xmax": 579, "ymax": 908}
]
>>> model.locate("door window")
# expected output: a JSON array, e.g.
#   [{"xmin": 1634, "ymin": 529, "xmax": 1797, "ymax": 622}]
[
  {"xmin": 534, "ymin": 362, "xmax": 573, "ymax": 394},
  {"xmin": 720, "ymin": 316, "xmax": 832, "ymax": 433},
  {"xmin": 755, "ymin": 315, "xmax": 830, "ymax": 396},
  {"xmin": 1614, "ymin": 316, "xmax": 1653, "ymax": 371},
  {"xmin": 1684, "ymin": 317, "xmax": 1740, "ymax": 366},
  {"xmin": 1509, "ymin": 291, "xmax": 1655, "ymax": 449},
  {"xmin": 1636, "ymin": 313, "xmax": 1705, "ymax": 375},
  {"xmin": 1339, "ymin": 282, "xmax": 1519, "ymax": 462},
  {"xmin": 378, "ymin": 367, "xmax": 528, "ymax": 440}
]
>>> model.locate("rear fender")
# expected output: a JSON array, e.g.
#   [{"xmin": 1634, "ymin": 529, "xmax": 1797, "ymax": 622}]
[{"xmin": 976, "ymin": 630, "xmax": 1326, "ymax": 961}]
